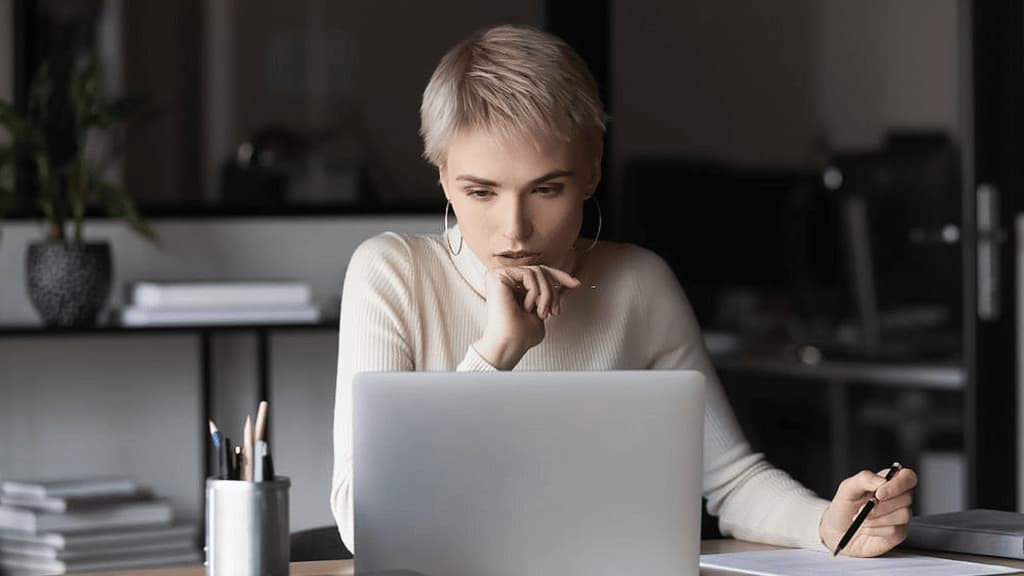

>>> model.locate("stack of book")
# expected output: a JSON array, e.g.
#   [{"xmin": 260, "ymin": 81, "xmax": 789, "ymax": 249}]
[
  {"xmin": 0, "ymin": 477, "xmax": 200, "ymax": 575},
  {"xmin": 120, "ymin": 280, "xmax": 321, "ymax": 326}
]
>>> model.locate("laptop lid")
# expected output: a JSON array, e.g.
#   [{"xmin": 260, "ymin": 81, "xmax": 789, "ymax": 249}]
[{"xmin": 353, "ymin": 370, "xmax": 705, "ymax": 576}]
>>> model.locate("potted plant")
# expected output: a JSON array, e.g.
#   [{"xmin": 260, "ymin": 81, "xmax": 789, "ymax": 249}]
[{"xmin": 0, "ymin": 60, "xmax": 155, "ymax": 326}]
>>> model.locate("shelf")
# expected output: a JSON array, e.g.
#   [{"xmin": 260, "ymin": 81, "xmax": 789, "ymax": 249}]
[
  {"xmin": 0, "ymin": 319, "xmax": 338, "ymax": 337},
  {"xmin": 712, "ymin": 353, "xmax": 965, "ymax": 390}
]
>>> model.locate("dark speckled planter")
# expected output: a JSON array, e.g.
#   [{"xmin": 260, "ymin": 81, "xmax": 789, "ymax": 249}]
[{"xmin": 26, "ymin": 241, "xmax": 112, "ymax": 326}]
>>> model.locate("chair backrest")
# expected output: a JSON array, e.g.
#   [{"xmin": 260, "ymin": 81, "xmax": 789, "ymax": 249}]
[{"xmin": 290, "ymin": 525, "xmax": 353, "ymax": 562}]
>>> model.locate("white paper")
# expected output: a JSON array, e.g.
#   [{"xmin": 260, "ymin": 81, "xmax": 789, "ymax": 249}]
[{"xmin": 699, "ymin": 549, "xmax": 1019, "ymax": 576}]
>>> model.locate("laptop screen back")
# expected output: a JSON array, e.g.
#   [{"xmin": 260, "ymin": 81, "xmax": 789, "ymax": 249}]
[{"xmin": 353, "ymin": 370, "xmax": 705, "ymax": 576}]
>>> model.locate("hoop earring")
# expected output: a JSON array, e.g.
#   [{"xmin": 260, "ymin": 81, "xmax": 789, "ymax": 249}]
[
  {"xmin": 583, "ymin": 196, "xmax": 602, "ymax": 252},
  {"xmin": 443, "ymin": 201, "xmax": 463, "ymax": 255}
]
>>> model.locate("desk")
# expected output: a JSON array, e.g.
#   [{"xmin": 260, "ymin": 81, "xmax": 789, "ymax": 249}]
[
  {"xmin": 84, "ymin": 539, "xmax": 1024, "ymax": 575},
  {"xmin": 709, "ymin": 344, "xmax": 966, "ymax": 502}
]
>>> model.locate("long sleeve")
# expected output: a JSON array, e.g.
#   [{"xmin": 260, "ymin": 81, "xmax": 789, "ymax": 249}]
[
  {"xmin": 331, "ymin": 234, "xmax": 498, "ymax": 553},
  {"xmin": 331, "ymin": 233, "xmax": 832, "ymax": 553},
  {"xmin": 331, "ymin": 234, "xmax": 416, "ymax": 553},
  {"xmin": 638, "ymin": 249, "xmax": 830, "ymax": 550}
]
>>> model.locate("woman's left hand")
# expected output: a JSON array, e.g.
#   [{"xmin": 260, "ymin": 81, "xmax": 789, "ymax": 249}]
[{"xmin": 819, "ymin": 466, "xmax": 918, "ymax": 557}]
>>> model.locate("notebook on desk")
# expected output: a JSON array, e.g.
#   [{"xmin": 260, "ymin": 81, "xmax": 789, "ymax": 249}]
[
  {"xmin": 904, "ymin": 509, "xmax": 1024, "ymax": 560},
  {"xmin": 352, "ymin": 370, "xmax": 706, "ymax": 576}
]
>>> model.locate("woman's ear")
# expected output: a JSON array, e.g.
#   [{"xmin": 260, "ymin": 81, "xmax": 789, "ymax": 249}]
[
  {"xmin": 438, "ymin": 164, "xmax": 450, "ymax": 201},
  {"xmin": 587, "ymin": 159, "xmax": 602, "ymax": 197}
]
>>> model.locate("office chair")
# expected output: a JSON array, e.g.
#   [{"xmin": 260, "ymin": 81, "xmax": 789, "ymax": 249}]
[{"xmin": 290, "ymin": 525, "xmax": 353, "ymax": 561}]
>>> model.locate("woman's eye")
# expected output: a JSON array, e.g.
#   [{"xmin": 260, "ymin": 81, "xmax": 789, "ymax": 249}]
[
  {"xmin": 467, "ymin": 189, "xmax": 493, "ymax": 199},
  {"xmin": 534, "ymin": 185, "xmax": 563, "ymax": 195}
]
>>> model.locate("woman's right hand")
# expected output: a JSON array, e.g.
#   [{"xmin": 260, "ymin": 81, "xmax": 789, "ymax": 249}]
[{"xmin": 473, "ymin": 265, "xmax": 581, "ymax": 370}]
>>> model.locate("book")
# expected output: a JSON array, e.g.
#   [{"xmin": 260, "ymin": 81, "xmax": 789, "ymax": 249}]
[
  {"xmin": 0, "ymin": 500, "xmax": 173, "ymax": 533},
  {"xmin": 0, "ymin": 523, "xmax": 197, "ymax": 551},
  {"xmin": 0, "ymin": 547, "xmax": 201, "ymax": 575},
  {"xmin": 120, "ymin": 304, "xmax": 321, "ymax": 326},
  {"xmin": 0, "ymin": 539, "xmax": 195, "ymax": 561},
  {"xmin": 904, "ymin": 509, "xmax": 1024, "ymax": 559},
  {"xmin": 0, "ymin": 489, "xmax": 155, "ymax": 513},
  {"xmin": 1, "ymin": 478, "xmax": 138, "ymax": 500},
  {"xmin": 130, "ymin": 281, "xmax": 312, "ymax": 308}
]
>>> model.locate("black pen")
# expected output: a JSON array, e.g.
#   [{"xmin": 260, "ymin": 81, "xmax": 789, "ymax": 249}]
[
  {"xmin": 264, "ymin": 450, "xmax": 275, "ymax": 481},
  {"xmin": 223, "ymin": 437, "xmax": 234, "ymax": 480},
  {"xmin": 833, "ymin": 462, "xmax": 902, "ymax": 556},
  {"xmin": 232, "ymin": 445, "xmax": 242, "ymax": 480}
]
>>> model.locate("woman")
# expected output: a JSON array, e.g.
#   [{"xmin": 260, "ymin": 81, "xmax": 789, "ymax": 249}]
[{"xmin": 332, "ymin": 24, "xmax": 916, "ymax": 556}]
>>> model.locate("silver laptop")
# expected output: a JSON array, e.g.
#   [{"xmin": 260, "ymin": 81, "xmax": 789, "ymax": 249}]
[{"xmin": 353, "ymin": 370, "xmax": 705, "ymax": 576}]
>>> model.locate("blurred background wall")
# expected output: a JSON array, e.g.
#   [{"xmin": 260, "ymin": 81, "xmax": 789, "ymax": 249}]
[{"xmin": 1, "ymin": 0, "xmax": 1014, "ymax": 534}]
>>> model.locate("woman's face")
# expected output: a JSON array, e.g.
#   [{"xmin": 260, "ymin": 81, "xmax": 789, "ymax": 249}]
[{"xmin": 439, "ymin": 128, "xmax": 600, "ymax": 271}]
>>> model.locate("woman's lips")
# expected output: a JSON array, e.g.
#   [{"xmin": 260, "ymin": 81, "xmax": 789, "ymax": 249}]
[{"xmin": 496, "ymin": 251, "xmax": 542, "ymax": 264}]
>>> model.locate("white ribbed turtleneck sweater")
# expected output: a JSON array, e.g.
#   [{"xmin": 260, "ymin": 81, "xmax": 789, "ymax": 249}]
[{"xmin": 331, "ymin": 230, "xmax": 829, "ymax": 553}]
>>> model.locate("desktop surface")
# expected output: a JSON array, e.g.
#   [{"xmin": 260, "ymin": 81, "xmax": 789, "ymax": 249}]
[{"xmin": 83, "ymin": 540, "xmax": 1024, "ymax": 575}]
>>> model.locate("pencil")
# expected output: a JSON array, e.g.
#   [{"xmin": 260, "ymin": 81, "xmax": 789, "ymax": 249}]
[
  {"xmin": 254, "ymin": 401, "xmax": 269, "ymax": 443},
  {"xmin": 833, "ymin": 462, "xmax": 902, "ymax": 556},
  {"xmin": 242, "ymin": 415, "xmax": 254, "ymax": 481}
]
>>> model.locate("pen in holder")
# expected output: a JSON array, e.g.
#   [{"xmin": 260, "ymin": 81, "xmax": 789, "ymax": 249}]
[{"xmin": 205, "ymin": 477, "xmax": 290, "ymax": 576}]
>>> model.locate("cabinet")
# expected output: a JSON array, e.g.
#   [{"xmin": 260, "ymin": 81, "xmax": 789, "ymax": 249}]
[{"xmin": 707, "ymin": 336, "xmax": 965, "ymax": 514}]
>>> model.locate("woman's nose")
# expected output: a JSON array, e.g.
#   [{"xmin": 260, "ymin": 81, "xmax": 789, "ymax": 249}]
[{"xmin": 501, "ymin": 198, "xmax": 533, "ymax": 240}]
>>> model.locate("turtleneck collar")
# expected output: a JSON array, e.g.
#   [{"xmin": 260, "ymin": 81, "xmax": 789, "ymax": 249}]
[{"xmin": 446, "ymin": 225, "xmax": 581, "ymax": 299}]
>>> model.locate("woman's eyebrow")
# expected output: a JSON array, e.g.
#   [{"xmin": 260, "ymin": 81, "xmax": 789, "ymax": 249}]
[
  {"xmin": 526, "ymin": 170, "xmax": 574, "ymax": 186},
  {"xmin": 454, "ymin": 170, "xmax": 574, "ymax": 188},
  {"xmin": 455, "ymin": 174, "xmax": 500, "ymax": 186}
]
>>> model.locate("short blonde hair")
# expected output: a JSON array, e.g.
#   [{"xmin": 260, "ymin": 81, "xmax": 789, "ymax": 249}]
[{"xmin": 420, "ymin": 24, "xmax": 608, "ymax": 167}]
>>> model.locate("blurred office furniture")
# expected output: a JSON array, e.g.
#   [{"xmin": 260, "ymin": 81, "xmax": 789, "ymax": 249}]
[
  {"xmin": 290, "ymin": 526, "xmax": 352, "ymax": 562},
  {"xmin": 0, "ymin": 318, "xmax": 337, "ymax": 510},
  {"xmin": 621, "ymin": 131, "xmax": 960, "ymax": 350},
  {"xmin": 221, "ymin": 126, "xmax": 370, "ymax": 210},
  {"xmin": 621, "ymin": 132, "xmax": 966, "ymax": 511}
]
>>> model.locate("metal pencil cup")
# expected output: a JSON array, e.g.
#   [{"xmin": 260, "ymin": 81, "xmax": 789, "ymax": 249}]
[{"xmin": 205, "ymin": 477, "xmax": 290, "ymax": 576}]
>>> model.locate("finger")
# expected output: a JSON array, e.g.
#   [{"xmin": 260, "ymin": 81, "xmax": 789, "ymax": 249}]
[
  {"xmin": 520, "ymin": 268, "xmax": 540, "ymax": 312},
  {"xmin": 536, "ymin": 266, "xmax": 562, "ymax": 317},
  {"xmin": 855, "ymin": 524, "xmax": 907, "ymax": 541},
  {"xmin": 869, "ymin": 492, "xmax": 912, "ymax": 518},
  {"xmin": 542, "ymin": 266, "xmax": 579, "ymax": 317},
  {"xmin": 877, "ymin": 467, "xmax": 918, "ymax": 501},
  {"xmin": 863, "ymin": 506, "xmax": 911, "ymax": 528},
  {"xmin": 835, "ymin": 470, "xmax": 888, "ymax": 501},
  {"xmin": 493, "ymin": 267, "xmax": 525, "ymax": 290},
  {"xmin": 531, "ymin": 267, "xmax": 554, "ymax": 319},
  {"xmin": 541, "ymin": 266, "xmax": 582, "ymax": 289}
]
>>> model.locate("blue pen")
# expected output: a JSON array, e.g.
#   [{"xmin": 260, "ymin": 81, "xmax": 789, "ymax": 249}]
[
  {"xmin": 208, "ymin": 420, "xmax": 221, "ymax": 448},
  {"xmin": 209, "ymin": 420, "xmax": 228, "ymax": 479}
]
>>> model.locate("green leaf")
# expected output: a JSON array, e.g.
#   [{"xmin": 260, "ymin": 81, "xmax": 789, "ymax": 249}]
[
  {"xmin": 73, "ymin": 60, "xmax": 100, "ymax": 131},
  {"xmin": 95, "ymin": 178, "xmax": 157, "ymax": 243}
]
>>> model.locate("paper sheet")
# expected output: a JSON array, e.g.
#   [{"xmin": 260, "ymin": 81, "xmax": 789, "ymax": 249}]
[{"xmin": 699, "ymin": 549, "xmax": 1019, "ymax": 576}]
